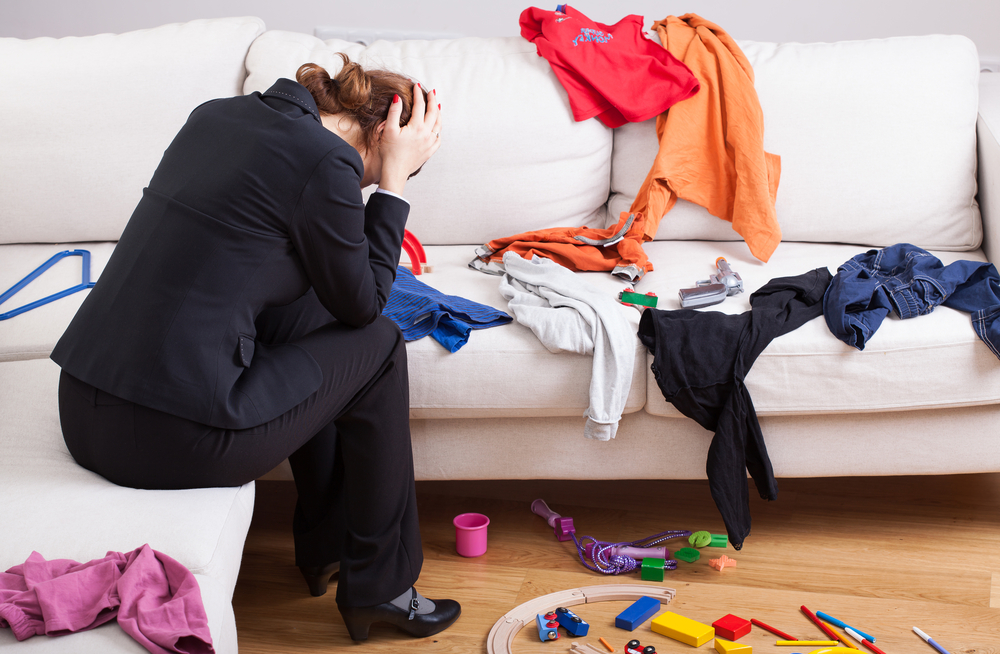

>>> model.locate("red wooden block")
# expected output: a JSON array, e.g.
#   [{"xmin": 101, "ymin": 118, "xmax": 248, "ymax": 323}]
[{"xmin": 712, "ymin": 614, "xmax": 751, "ymax": 641}]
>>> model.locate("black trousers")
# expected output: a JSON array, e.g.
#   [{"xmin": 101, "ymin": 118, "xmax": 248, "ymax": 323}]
[{"xmin": 58, "ymin": 293, "xmax": 422, "ymax": 608}]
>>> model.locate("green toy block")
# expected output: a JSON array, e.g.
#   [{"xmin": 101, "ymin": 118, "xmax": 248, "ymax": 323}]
[
  {"xmin": 640, "ymin": 557, "xmax": 665, "ymax": 582},
  {"xmin": 709, "ymin": 534, "xmax": 729, "ymax": 548},
  {"xmin": 618, "ymin": 290, "xmax": 658, "ymax": 308},
  {"xmin": 674, "ymin": 547, "xmax": 700, "ymax": 563}
]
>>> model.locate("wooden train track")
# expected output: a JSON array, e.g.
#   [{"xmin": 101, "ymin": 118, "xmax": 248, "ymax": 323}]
[{"xmin": 486, "ymin": 584, "xmax": 677, "ymax": 654}]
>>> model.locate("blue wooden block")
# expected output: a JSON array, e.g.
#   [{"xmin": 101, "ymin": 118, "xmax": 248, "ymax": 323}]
[{"xmin": 615, "ymin": 595, "xmax": 661, "ymax": 631}]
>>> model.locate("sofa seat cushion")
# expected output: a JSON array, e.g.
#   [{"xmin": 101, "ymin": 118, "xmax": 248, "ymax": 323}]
[
  {"xmin": 639, "ymin": 241, "xmax": 1000, "ymax": 417},
  {"xmin": 0, "ymin": 243, "xmax": 116, "ymax": 362},
  {"xmin": 0, "ymin": 358, "xmax": 253, "ymax": 652},
  {"xmin": 405, "ymin": 246, "xmax": 646, "ymax": 418}
]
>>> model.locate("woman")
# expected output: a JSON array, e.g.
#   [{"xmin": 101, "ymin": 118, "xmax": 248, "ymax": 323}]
[{"xmin": 49, "ymin": 54, "xmax": 460, "ymax": 641}]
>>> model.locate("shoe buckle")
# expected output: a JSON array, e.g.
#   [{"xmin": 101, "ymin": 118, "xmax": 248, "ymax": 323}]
[{"xmin": 408, "ymin": 596, "xmax": 419, "ymax": 620}]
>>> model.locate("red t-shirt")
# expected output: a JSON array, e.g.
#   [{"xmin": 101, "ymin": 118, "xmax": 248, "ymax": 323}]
[{"xmin": 520, "ymin": 5, "xmax": 700, "ymax": 128}]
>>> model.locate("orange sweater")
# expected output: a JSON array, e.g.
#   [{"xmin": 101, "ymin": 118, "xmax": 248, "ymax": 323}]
[{"xmin": 630, "ymin": 14, "xmax": 782, "ymax": 262}]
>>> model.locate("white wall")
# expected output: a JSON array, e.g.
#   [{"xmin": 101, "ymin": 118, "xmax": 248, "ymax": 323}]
[{"xmin": 2, "ymin": 0, "xmax": 998, "ymax": 62}]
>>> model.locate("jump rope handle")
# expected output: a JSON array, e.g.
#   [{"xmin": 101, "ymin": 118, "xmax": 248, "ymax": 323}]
[
  {"xmin": 531, "ymin": 499, "xmax": 576, "ymax": 542},
  {"xmin": 530, "ymin": 499, "xmax": 560, "ymax": 527}
]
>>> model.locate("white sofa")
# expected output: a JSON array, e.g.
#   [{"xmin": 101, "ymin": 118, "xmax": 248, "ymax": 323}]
[{"xmin": 2, "ymin": 15, "xmax": 999, "ymax": 653}]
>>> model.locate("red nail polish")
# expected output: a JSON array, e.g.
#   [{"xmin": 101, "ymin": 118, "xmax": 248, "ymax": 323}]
[
  {"xmin": 393, "ymin": 94, "xmax": 399, "ymax": 103},
  {"xmin": 438, "ymin": 104, "xmax": 441, "ymax": 110},
  {"xmin": 432, "ymin": 88, "xmax": 437, "ymax": 95}
]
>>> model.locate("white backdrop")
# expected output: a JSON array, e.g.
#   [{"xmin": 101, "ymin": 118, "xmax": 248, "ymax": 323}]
[{"xmin": 2, "ymin": 0, "xmax": 999, "ymax": 62}]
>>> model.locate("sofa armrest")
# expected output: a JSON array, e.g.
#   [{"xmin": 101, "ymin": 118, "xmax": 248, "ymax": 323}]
[{"xmin": 979, "ymin": 73, "xmax": 1000, "ymax": 263}]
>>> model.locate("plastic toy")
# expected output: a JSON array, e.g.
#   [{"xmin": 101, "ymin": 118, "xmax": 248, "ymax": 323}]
[
  {"xmin": 617, "ymin": 288, "xmax": 658, "ymax": 309},
  {"xmin": 650, "ymin": 611, "xmax": 715, "ymax": 647},
  {"xmin": 400, "ymin": 229, "xmax": 431, "ymax": 274},
  {"xmin": 709, "ymin": 534, "xmax": 729, "ymax": 547},
  {"xmin": 599, "ymin": 637, "xmax": 614, "ymax": 652},
  {"xmin": 531, "ymin": 499, "xmax": 690, "ymax": 575},
  {"xmin": 614, "ymin": 596, "xmax": 660, "ymax": 631},
  {"xmin": 555, "ymin": 606, "xmax": 589, "ymax": 636},
  {"xmin": 486, "ymin": 584, "xmax": 677, "ymax": 654},
  {"xmin": 689, "ymin": 531, "xmax": 712, "ymax": 547},
  {"xmin": 673, "ymin": 547, "xmax": 700, "ymax": 562},
  {"xmin": 678, "ymin": 257, "xmax": 743, "ymax": 308},
  {"xmin": 709, "ymin": 555, "xmax": 736, "ymax": 571},
  {"xmin": 583, "ymin": 542, "xmax": 668, "ymax": 561},
  {"xmin": 715, "ymin": 638, "xmax": 752, "ymax": 653},
  {"xmin": 624, "ymin": 639, "xmax": 656, "ymax": 654},
  {"xmin": 536, "ymin": 612, "xmax": 559, "ymax": 641},
  {"xmin": 0, "ymin": 249, "xmax": 97, "ymax": 320},
  {"xmin": 713, "ymin": 614, "xmax": 752, "ymax": 641}
]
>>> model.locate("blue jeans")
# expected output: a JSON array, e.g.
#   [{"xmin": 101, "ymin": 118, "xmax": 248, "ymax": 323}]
[{"xmin": 823, "ymin": 243, "xmax": 1000, "ymax": 359}]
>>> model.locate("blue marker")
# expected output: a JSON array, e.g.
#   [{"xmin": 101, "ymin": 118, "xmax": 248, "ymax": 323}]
[{"xmin": 816, "ymin": 611, "xmax": 876, "ymax": 642}]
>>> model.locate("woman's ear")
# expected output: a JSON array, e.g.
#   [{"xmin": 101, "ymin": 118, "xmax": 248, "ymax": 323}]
[{"xmin": 376, "ymin": 120, "xmax": 387, "ymax": 141}]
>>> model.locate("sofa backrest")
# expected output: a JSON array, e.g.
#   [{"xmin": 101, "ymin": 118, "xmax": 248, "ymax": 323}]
[
  {"xmin": 243, "ymin": 31, "xmax": 613, "ymax": 246},
  {"xmin": 0, "ymin": 17, "xmax": 265, "ymax": 245},
  {"xmin": 610, "ymin": 35, "xmax": 983, "ymax": 251}
]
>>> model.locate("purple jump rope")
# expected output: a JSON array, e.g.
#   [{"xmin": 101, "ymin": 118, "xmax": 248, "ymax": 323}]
[{"xmin": 530, "ymin": 499, "xmax": 691, "ymax": 575}]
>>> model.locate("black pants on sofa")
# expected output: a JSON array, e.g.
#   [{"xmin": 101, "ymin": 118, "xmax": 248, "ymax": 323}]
[{"xmin": 58, "ymin": 298, "xmax": 422, "ymax": 609}]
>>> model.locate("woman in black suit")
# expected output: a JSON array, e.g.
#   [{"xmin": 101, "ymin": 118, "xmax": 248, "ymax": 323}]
[{"xmin": 50, "ymin": 55, "xmax": 460, "ymax": 641}]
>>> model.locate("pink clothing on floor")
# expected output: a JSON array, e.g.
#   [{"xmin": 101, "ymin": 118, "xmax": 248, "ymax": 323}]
[{"xmin": 0, "ymin": 544, "xmax": 213, "ymax": 654}]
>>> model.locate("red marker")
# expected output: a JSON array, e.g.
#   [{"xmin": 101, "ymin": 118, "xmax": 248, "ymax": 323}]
[
  {"xmin": 801, "ymin": 605, "xmax": 842, "ymax": 642},
  {"xmin": 751, "ymin": 618, "xmax": 797, "ymax": 641}
]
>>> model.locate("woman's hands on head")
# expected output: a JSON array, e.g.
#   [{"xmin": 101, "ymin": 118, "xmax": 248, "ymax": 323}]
[{"xmin": 376, "ymin": 84, "xmax": 441, "ymax": 195}]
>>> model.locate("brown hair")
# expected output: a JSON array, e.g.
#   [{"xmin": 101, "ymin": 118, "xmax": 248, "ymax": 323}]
[{"xmin": 296, "ymin": 54, "xmax": 427, "ymax": 155}]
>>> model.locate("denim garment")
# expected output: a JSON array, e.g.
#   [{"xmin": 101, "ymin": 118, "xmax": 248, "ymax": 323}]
[{"xmin": 823, "ymin": 243, "xmax": 1000, "ymax": 360}]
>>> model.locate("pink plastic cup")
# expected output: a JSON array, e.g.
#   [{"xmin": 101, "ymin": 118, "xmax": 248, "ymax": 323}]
[{"xmin": 453, "ymin": 513, "xmax": 490, "ymax": 557}]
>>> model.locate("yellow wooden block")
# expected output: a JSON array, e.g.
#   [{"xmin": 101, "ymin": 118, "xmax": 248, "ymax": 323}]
[
  {"xmin": 715, "ymin": 637, "xmax": 752, "ymax": 653},
  {"xmin": 650, "ymin": 611, "xmax": 715, "ymax": 647}
]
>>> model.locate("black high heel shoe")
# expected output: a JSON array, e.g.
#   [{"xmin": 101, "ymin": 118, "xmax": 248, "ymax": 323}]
[
  {"xmin": 299, "ymin": 562, "xmax": 340, "ymax": 597},
  {"xmin": 338, "ymin": 588, "xmax": 461, "ymax": 641}
]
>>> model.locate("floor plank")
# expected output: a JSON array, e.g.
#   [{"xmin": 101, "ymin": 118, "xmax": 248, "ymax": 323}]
[{"xmin": 234, "ymin": 475, "xmax": 1000, "ymax": 653}]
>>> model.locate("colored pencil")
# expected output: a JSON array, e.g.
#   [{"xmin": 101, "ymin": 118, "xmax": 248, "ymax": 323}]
[
  {"xmin": 847, "ymin": 627, "xmax": 887, "ymax": 654},
  {"xmin": 817, "ymin": 611, "xmax": 877, "ymax": 642},
  {"xmin": 751, "ymin": 618, "xmax": 797, "ymax": 641},
  {"xmin": 801, "ymin": 605, "xmax": 842, "ymax": 642},
  {"xmin": 777, "ymin": 640, "xmax": 838, "ymax": 646}
]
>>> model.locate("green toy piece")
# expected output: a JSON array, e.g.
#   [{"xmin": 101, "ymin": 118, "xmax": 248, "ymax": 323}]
[
  {"xmin": 618, "ymin": 289, "xmax": 659, "ymax": 308},
  {"xmin": 674, "ymin": 547, "xmax": 700, "ymax": 563},
  {"xmin": 640, "ymin": 557, "xmax": 665, "ymax": 582},
  {"xmin": 709, "ymin": 534, "xmax": 729, "ymax": 548},
  {"xmin": 689, "ymin": 531, "xmax": 712, "ymax": 548}
]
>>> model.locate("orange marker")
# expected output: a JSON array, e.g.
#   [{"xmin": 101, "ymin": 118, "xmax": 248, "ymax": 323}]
[{"xmin": 599, "ymin": 637, "xmax": 614, "ymax": 652}]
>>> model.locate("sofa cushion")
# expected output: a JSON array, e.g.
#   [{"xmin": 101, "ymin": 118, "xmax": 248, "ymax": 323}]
[
  {"xmin": 0, "ymin": 243, "xmax": 116, "ymax": 362},
  {"xmin": 243, "ymin": 32, "xmax": 612, "ymax": 246},
  {"xmin": 404, "ymin": 246, "xmax": 646, "ymax": 418},
  {"xmin": 638, "ymin": 241, "xmax": 1000, "ymax": 417},
  {"xmin": 0, "ymin": 358, "xmax": 255, "ymax": 639},
  {"xmin": 611, "ymin": 35, "xmax": 982, "ymax": 252},
  {"xmin": 0, "ymin": 17, "xmax": 265, "ymax": 245}
]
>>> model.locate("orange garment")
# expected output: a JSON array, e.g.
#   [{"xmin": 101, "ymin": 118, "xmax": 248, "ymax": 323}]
[
  {"xmin": 631, "ymin": 14, "xmax": 782, "ymax": 262},
  {"xmin": 471, "ymin": 211, "xmax": 653, "ymax": 281}
]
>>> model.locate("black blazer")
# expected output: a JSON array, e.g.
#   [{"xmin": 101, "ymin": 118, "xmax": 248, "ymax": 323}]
[{"xmin": 51, "ymin": 79, "xmax": 409, "ymax": 429}]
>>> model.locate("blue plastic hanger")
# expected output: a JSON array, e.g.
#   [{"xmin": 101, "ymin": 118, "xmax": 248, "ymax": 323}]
[{"xmin": 0, "ymin": 249, "xmax": 97, "ymax": 320}]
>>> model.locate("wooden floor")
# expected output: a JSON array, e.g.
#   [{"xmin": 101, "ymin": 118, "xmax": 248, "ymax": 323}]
[{"xmin": 234, "ymin": 475, "xmax": 1000, "ymax": 653}]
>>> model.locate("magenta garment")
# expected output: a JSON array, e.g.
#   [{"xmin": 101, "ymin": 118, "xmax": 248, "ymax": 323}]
[{"xmin": 0, "ymin": 544, "xmax": 213, "ymax": 654}]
